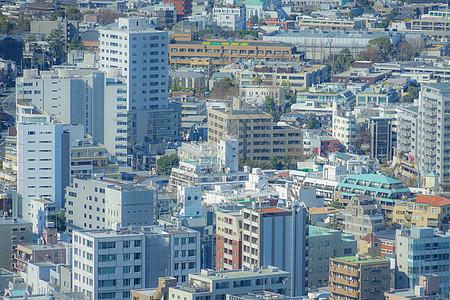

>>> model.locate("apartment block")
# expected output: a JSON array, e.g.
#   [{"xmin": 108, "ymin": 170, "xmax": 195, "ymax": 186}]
[
  {"xmin": 70, "ymin": 141, "xmax": 121, "ymax": 179},
  {"xmin": 72, "ymin": 225, "xmax": 200, "ymax": 300},
  {"xmin": 341, "ymin": 196, "xmax": 386, "ymax": 241},
  {"xmin": 0, "ymin": 217, "xmax": 32, "ymax": 270},
  {"xmin": 168, "ymin": 267, "xmax": 289, "ymax": 300},
  {"xmin": 396, "ymin": 227, "xmax": 450, "ymax": 299},
  {"xmin": 207, "ymin": 109, "xmax": 303, "ymax": 163},
  {"xmin": 99, "ymin": 17, "xmax": 181, "ymax": 146},
  {"xmin": 16, "ymin": 68, "xmax": 129, "ymax": 163},
  {"xmin": 17, "ymin": 123, "xmax": 71, "ymax": 220},
  {"xmin": 14, "ymin": 243, "xmax": 67, "ymax": 273},
  {"xmin": 308, "ymin": 226, "xmax": 357, "ymax": 289},
  {"xmin": 417, "ymin": 83, "xmax": 450, "ymax": 190},
  {"xmin": 336, "ymin": 174, "xmax": 410, "ymax": 219},
  {"xmin": 241, "ymin": 206, "xmax": 308, "ymax": 296},
  {"xmin": 329, "ymin": 256, "xmax": 390, "ymax": 300},
  {"xmin": 393, "ymin": 195, "xmax": 450, "ymax": 231},
  {"xmin": 226, "ymin": 61, "xmax": 327, "ymax": 91},
  {"xmin": 170, "ymin": 140, "xmax": 250, "ymax": 191},
  {"xmin": 216, "ymin": 210, "xmax": 242, "ymax": 271},
  {"xmin": 66, "ymin": 177, "xmax": 156, "ymax": 231},
  {"xmin": 411, "ymin": 18, "xmax": 450, "ymax": 31}
]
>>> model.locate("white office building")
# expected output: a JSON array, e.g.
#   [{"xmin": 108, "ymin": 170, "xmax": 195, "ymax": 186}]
[
  {"xmin": 16, "ymin": 68, "xmax": 129, "ymax": 164},
  {"xmin": 17, "ymin": 123, "xmax": 71, "ymax": 220},
  {"xmin": 99, "ymin": 17, "xmax": 180, "ymax": 146},
  {"xmin": 213, "ymin": 4, "xmax": 246, "ymax": 30},
  {"xmin": 72, "ymin": 225, "xmax": 200, "ymax": 300},
  {"xmin": 66, "ymin": 177, "xmax": 157, "ymax": 231}
]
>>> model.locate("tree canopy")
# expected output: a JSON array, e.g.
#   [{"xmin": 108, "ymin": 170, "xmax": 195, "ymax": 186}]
[
  {"xmin": 157, "ymin": 154, "xmax": 179, "ymax": 175},
  {"xmin": 50, "ymin": 7, "xmax": 82, "ymax": 21},
  {"xmin": 47, "ymin": 25, "xmax": 66, "ymax": 64},
  {"xmin": 48, "ymin": 212, "xmax": 66, "ymax": 232}
]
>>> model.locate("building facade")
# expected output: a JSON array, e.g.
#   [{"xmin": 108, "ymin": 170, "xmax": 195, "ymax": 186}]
[
  {"xmin": 216, "ymin": 210, "xmax": 243, "ymax": 271},
  {"xmin": 241, "ymin": 206, "xmax": 308, "ymax": 296},
  {"xmin": 99, "ymin": 17, "xmax": 181, "ymax": 147},
  {"xmin": 66, "ymin": 177, "xmax": 157, "ymax": 231},
  {"xmin": 396, "ymin": 227, "xmax": 450, "ymax": 299},
  {"xmin": 329, "ymin": 256, "xmax": 390, "ymax": 300},
  {"xmin": 207, "ymin": 109, "xmax": 303, "ymax": 163}
]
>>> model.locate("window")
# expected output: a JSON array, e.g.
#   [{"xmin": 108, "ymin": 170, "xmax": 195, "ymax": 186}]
[
  {"xmin": 134, "ymin": 240, "xmax": 142, "ymax": 247},
  {"xmin": 100, "ymin": 242, "xmax": 116, "ymax": 249},
  {"xmin": 99, "ymin": 267, "xmax": 116, "ymax": 275},
  {"xmin": 134, "ymin": 253, "xmax": 142, "ymax": 259}
]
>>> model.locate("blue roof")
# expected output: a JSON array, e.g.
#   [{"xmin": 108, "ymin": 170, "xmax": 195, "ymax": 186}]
[{"xmin": 342, "ymin": 174, "xmax": 403, "ymax": 185}]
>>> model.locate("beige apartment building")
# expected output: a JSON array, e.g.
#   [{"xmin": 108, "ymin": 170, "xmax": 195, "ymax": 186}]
[
  {"xmin": 393, "ymin": 195, "xmax": 450, "ymax": 231},
  {"xmin": 329, "ymin": 256, "xmax": 390, "ymax": 300},
  {"xmin": 207, "ymin": 109, "xmax": 303, "ymax": 163}
]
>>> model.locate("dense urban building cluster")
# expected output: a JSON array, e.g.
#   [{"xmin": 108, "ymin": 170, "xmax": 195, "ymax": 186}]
[{"xmin": 1, "ymin": 0, "xmax": 450, "ymax": 299}]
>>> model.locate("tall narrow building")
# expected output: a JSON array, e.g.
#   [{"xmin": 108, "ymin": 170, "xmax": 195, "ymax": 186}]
[
  {"xmin": 417, "ymin": 83, "xmax": 450, "ymax": 190},
  {"xmin": 17, "ymin": 123, "xmax": 71, "ymax": 220},
  {"xmin": 241, "ymin": 205, "xmax": 309, "ymax": 297},
  {"xmin": 99, "ymin": 17, "xmax": 180, "ymax": 146}
]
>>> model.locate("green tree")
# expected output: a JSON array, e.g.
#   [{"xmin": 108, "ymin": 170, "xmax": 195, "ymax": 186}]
[
  {"xmin": 0, "ymin": 12, "xmax": 14, "ymax": 34},
  {"xmin": 47, "ymin": 25, "xmax": 66, "ymax": 64},
  {"xmin": 362, "ymin": 37, "xmax": 397, "ymax": 62},
  {"xmin": 48, "ymin": 212, "xmax": 66, "ymax": 232},
  {"xmin": 212, "ymin": 77, "xmax": 238, "ymax": 98},
  {"xmin": 50, "ymin": 7, "xmax": 82, "ymax": 21},
  {"xmin": 330, "ymin": 48, "xmax": 355, "ymax": 74},
  {"xmin": 68, "ymin": 35, "xmax": 83, "ymax": 51},
  {"xmin": 16, "ymin": 18, "xmax": 30, "ymax": 33},
  {"xmin": 329, "ymin": 201, "xmax": 344, "ymax": 209},
  {"xmin": 269, "ymin": 157, "xmax": 282, "ymax": 170},
  {"xmin": 264, "ymin": 96, "xmax": 280, "ymax": 122},
  {"xmin": 157, "ymin": 154, "xmax": 179, "ymax": 175},
  {"xmin": 402, "ymin": 86, "xmax": 419, "ymax": 103},
  {"xmin": 306, "ymin": 115, "xmax": 319, "ymax": 129}
]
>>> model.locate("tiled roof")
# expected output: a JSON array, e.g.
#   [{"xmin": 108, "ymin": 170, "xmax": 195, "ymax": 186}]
[
  {"xmin": 415, "ymin": 195, "xmax": 450, "ymax": 207},
  {"xmin": 361, "ymin": 233, "xmax": 382, "ymax": 243}
]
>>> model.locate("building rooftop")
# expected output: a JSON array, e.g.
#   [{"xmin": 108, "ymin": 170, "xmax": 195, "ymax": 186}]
[
  {"xmin": 414, "ymin": 195, "xmax": 450, "ymax": 207},
  {"xmin": 333, "ymin": 255, "xmax": 389, "ymax": 265},
  {"xmin": 0, "ymin": 217, "xmax": 32, "ymax": 226},
  {"xmin": 309, "ymin": 207, "xmax": 341, "ymax": 216},
  {"xmin": 360, "ymin": 233, "xmax": 382, "ymax": 243},
  {"xmin": 384, "ymin": 288, "xmax": 423, "ymax": 298},
  {"xmin": 343, "ymin": 173, "xmax": 403, "ymax": 185},
  {"xmin": 193, "ymin": 266, "xmax": 289, "ymax": 281}
]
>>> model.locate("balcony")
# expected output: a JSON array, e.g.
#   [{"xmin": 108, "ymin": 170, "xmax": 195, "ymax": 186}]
[
  {"xmin": 330, "ymin": 266, "xmax": 359, "ymax": 277},
  {"xmin": 427, "ymin": 219, "xmax": 440, "ymax": 227},
  {"xmin": 330, "ymin": 286, "xmax": 359, "ymax": 298},
  {"xmin": 329, "ymin": 276, "xmax": 359, "ymax": 288}
]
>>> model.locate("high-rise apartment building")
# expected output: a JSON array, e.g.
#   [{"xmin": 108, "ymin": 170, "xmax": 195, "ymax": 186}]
[
  {"xmin": 66, "ymin": 177, "xmax": 157, "ymax": 231},
  {"xmin": 216, "ymin": 210, "xmax": 242, "ymax": 271},
  {"xmin": 17, "ymin": 123, "xmax": 71, "ymax": 220},
  {"xmin": 16, "ymin": 68, "xmax": 129, "ymax": 163},
  {"xmin": 329, "ymin": 256, "xmax": 390, "ymax": 300},
  {"xmin": 99, "ymin": 17, "xmax": 180, "ymax": 146},
  {"xmin": 207, "ymin": 109, "xmax": 303, "ymax": 163},
  {"xmin": 241, "ymin": 205, "xmax": 308, "ymax": 296},
  {"xmin": 396, "ymin": 227, "xmax": 450, "ymax": 299},
  {"xmin": 72, "ymin": 225, "xmax": 200, "ymax": 300},
  {"xmin": 417, "ymin": 83, "xmax": 450, "ymax": 189}
]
